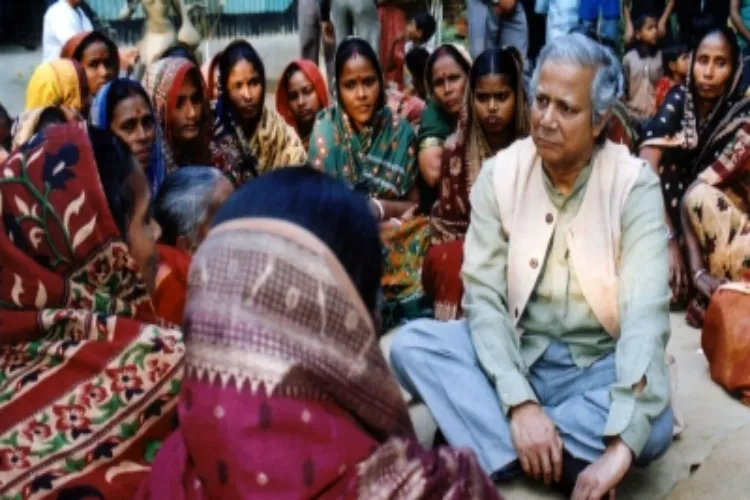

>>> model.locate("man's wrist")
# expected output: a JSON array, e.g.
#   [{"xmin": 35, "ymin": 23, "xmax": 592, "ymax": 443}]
[{"xmin": 606, "ymin": 437, "xmax": 635, "ymax": 462}]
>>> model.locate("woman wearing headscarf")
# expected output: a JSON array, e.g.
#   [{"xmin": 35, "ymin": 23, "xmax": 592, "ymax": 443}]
[
  {"xmin": 137, "ymin": 167, "xmax": 500, "ymax": 499},
  {"xmin": 90, "ymin": 78, "xmax": 167, "ymax": 195},
  {"xmin": 213, "ymin": 40, "xmax": 306, "ymax": 186},
  {"xmin": 308, "ymin": 37, "xmax": 429, "ymax": 329},
  {"xmin": 25, "ymin": 59, "xmax": 90, "ymax": 114},
  {"xmin": 640, "ymin": 25, "xmax": 750, "ymax": 322},
  {"xmin": 275, "ymin": 59, "xmax": 329, "ymax": 150},
  {"xmin": 424, "ymin": 47, "xmax": 530, "ymax": 321},
  {"xmin": 202, "ymin": 51, "xmax": 222, "ymax": 102},
  {"xmin": 418, "ymin": 44, "xmax": 472, "ymax": 209},
  {"xmin": 142, "ymin": 57, "xmax": 231, "ymax": 175},
  {"xmin": 60, "ymin": 30, "xmax": 120, "ymax": 96},
  {"xmin": 0, "ymin": 124, "xmax": 183, "ymax": 499}
]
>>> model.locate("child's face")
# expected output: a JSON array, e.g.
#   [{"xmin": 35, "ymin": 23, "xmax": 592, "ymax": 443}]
[
  {"xmin": 671, "ymin": 53, "xmax": 690, "ymax": 78},
  {"xmin": 406, "ymin": 21, "xmax": 421, "ymax": 42},
  {"xmin": 636, "ymin": 17, "xmax": 659, "ymax": 46}
]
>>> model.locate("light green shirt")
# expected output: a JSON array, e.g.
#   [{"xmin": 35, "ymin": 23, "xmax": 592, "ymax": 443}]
[{"xmin": 462, "ymin": 160, "xmax": 671, "ymax": 456}]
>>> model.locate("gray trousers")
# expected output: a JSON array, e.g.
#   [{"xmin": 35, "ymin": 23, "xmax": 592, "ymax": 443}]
[
  {"xmin": 468, "ymin": 0, "xmax": 529, "ymax": 62},
  {"xmin": 298, "ymin": 0, "xmax": 335, "ymax": 91},
  {"xmin": 330, "ymin": 0, "xmax": 380, "ymax": 56},
  {"xmin": 390, "ymin": 319, "xmax": 674, "ymax": 476}
]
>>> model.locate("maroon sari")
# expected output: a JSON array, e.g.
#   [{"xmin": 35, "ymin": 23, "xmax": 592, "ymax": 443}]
[{"xmin": 137, "ymin": 218, "xmax": 499, "ymax": 499}]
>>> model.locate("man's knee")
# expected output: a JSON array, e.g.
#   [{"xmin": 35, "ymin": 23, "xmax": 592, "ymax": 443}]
[
  {"xmin": 389, "ymin": 319, "xmax": 441, "ymax": 374},
  {"xmin": 636, "ymin": 407, "xmax": 674, "ymax": 466}
]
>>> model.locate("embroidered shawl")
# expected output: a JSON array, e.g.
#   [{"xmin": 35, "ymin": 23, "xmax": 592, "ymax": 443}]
[
  {"xmin": 137, "ymin": 218, "xmax": 499, "ymax": 499},
  {"xmin": 0, "ymin": 124, "xmax": 183, "ymax": 498}
]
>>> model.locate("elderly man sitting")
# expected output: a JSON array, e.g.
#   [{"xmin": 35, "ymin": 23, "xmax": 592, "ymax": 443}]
[
  {"xmin": 390, "ymin": 33, "xmax": 673, "ymax": 498},
  {"xmin": 152, "ymin": 166, "xmax": 234, "ymax": 325}
]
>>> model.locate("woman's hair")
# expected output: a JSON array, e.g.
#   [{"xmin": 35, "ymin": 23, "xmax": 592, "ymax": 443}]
[
  {"xmin": 662, "ymin": 41, "xmax": 689, "ymax": 78},
  {"xmin": 212, "ymin": 166, "xmax": 382, "ymax": 315},
  {"xmin": 160, "ymin": 43, "xmax": 200, "ymax": 66},
  {"xmin": 334, "ymin": 37, "xmax": 385, "ymax": 109},
  {"xmin": 283, "ymin": 61, "xmax": 302, "ymax": 91},
  {"xmin": 0, "ymin": 103, "xmax": 11, "ymax": 150},
  {"xmin": 155, "ymin": 166, "xmax": 225, "ymax": 245},
  {"xmin": 72, "ymin": 31, "xmax": 118, "ymax": 67},
  {"xmin": 412, "ymin": 12, "xmax": 437, "ymax": 43},
  {"xmin": 425, "ymin": 45, "xmax": 472, "ymax": 93},
  {"xmin": 88, "ymin": 126, "xmax": 137, "ymax": 239},
  {"xmin": 103, "ymin": 78, "xmax": 153, "ymax": 127},
  {"xmin": 35, "ymin": 107, "xmax": 68, "ymax": 134},
  {"xmin": 218, "ymin": 40, "xmax": 266, "ymax": 96},
  {"xmin": 405, "ymin": 46, "xmax": 429, "ymax": 91},
  {"xmin": 470, "ymin": 48, "xmax": 529, "ymax": 135}
]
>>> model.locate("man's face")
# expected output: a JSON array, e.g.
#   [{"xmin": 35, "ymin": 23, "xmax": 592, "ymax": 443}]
[{"xmin": 530, "ymin": 61, "xmax": 607, "ymax": 170}]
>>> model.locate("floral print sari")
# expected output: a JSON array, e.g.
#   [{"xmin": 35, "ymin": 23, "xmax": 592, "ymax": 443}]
[{"xmin": 0, "ymin": 124, "xmax": 183, "ymax": 498}]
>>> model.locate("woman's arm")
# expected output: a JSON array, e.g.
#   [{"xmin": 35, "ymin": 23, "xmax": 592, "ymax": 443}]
[
  {"xmin": 419, "ymin": 146, "xmax": 443, "ymax": 187},
  {"xmin": 731, "ymin": 0, "xmax": 750, "ymax": 44},
  {"xmin": 658, "ymin": 0, "xmax": 676, "ymax": 38}
]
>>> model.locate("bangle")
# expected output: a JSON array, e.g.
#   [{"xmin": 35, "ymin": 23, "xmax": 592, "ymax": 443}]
[
  {"xmin": 694, "ymin": 268, "xmax": 708, "ymax": 282},
  {"xmin": 372, "ymin": 198, "xmax": 385, "ymax": 220}
]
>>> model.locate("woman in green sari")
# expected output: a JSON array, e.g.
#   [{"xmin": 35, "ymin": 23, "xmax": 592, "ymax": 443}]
[
  {"xmin": 417, "ymin": 44, "xmax": 472, "ymax": 209},
  {"xmin": 309, "ymin": 37, "xmax": 429, "ymax": 329}
]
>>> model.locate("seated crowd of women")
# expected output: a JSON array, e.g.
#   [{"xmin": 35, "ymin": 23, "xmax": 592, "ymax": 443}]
[{"xmin": 1, "ymin": 21, "xmax": 749, "ymax": 498}]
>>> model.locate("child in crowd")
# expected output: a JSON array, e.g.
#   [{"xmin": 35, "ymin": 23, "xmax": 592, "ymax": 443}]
[
  {"xmin": 384, "ymin": 12, "xmax": 437, "ymax": 89},
  {"xmin": 655, "ymin": 41, "xmax": 689, "ymax": 109},
  {"xmin": 623, "ymin": 13, "xmax": 663, "ymax": 123}
]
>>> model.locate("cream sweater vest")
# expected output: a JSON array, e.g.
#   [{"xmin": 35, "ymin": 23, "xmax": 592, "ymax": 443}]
[{"xmin": 489, "ymin": 137, "xmax": 648, "ymax": 338}]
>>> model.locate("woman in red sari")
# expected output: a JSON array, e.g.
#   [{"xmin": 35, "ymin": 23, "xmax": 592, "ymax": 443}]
[
  {"xmin": 0, "ymin": 124, "xmax": 183, "ymax": 498},
  {"xmin": 138, "ymin": 167, "xmax": 499, "ymax": 499},
  {"xmin": 424, "ymin": 48, "xmax": 529, "ymax": 320},
  {"xmin": 152, "ymin": 167, "xmax": 234, "ymax": 325}
]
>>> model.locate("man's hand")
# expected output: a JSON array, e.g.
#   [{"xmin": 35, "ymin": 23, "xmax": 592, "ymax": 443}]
[
  {"xmin": 572, "ymin": 438, "xmax": 633, "ymax": 500},
  {"xmin": 321, "ymin": 22, "xmax": 336, "ymax": 47},
  {"xmin": 509, "ymin": 402, "xmax": 563, "ymax": 485}
]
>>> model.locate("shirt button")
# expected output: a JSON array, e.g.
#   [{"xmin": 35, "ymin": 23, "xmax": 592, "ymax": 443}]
[
  {"xmin": 530, "ymin": 258, "xmax": 539, "ymax": 269},
  {"xmin": 545, "ymin": 213, "xmax": 554, "ymax": 224}
]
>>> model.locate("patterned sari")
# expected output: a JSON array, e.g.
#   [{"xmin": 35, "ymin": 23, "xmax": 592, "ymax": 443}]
[
  {"xmin": 137, "ymin": 218, "xmax": 499, "ymax": 499},
  {"xmin": 213, "ymin": 97, "xmax": 307, "ymax": 186},
  {"xmin": 142, "ymin": 57, "xmax": 230, "ymax": 175},
  {"xmin": 425, "ymin": 54, "xmax": 529, "ymax": 321},
  {"xmin": 0, "ymin": 124, "xmax": 183, "ymax": 498},
  {"xmin": 11, "ymin": 106, "xmax": 81, "ymax": 151},
  {"xmin": 25, "ymin": 60, "xmax": 89, "ymax": 112},
  {"xmin": 152, "ymin": 244, "xmax": 192, "ymax": 326},
  {"xmin": 90, "ymin": 80, "xmax": 168, "ymax": 196},
  {"xmin": 308, "ymin": 104, "xmax": 430, "ymax": 329}
]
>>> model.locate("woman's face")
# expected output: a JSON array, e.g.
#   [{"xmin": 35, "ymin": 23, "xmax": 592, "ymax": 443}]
[
  {"xmin": 338, "ymin": 54, "xmax": 380, "ymax": 129},
  {"xmin": 693, "ymin": 32, "xmax": 734, "ymax": 101},
  {"xmin": 226, "ymin": 59, "xmax": 263, "ymax": 121},
  {"xmin": 80, "ymin": 40, "xmax": 116, "ymax": 96},
  {"xmin": 111, "ymin": 94, "xmax": 157, "ymax": 170},
  {"xmin": 126, "ymin": 165, "xmax": 161, "ymax": 295},
  {"xmin": 170, "ymin": 72, "xmax": 204, "ymax": 142},
  {"xmin": 473, "ymin": 74, "xmax": 516, "ymax": 136},
  {"xmin": 286, "ymin": 69, "xmax": 322, "ymax": 128},
  {"xmin": 431, "ymin": 53, "xmax": 467, "ymax": 115}
]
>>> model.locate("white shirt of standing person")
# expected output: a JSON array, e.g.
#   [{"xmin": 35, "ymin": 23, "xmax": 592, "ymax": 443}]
[{"xmin": 42, "ymin": 0, "xmax": 94, "ymax": 61}]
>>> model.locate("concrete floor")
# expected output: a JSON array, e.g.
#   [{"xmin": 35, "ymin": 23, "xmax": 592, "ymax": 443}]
[{"xmin": 381, "ymin": 314, "xmax": 750, "ymax": 499}]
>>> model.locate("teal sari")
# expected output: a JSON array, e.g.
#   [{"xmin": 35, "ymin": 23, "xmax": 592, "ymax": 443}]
[{"xmin": 308, "ymin": 104, "xmax": 431, "ymax": 328}]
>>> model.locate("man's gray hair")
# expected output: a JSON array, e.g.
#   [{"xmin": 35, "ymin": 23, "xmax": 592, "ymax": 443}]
[
  {"xmin": 154, "ymin": 166, "xmax": 226, "ymax": 245},
  {"xmin": 530, "ymin": 33, "xmax": 624, "ymax": 125}
]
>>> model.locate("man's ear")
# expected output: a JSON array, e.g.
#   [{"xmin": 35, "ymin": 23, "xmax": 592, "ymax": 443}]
[{"xmin": 593, "ymin": 110, "xmax": 612, "ymax": 140}]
